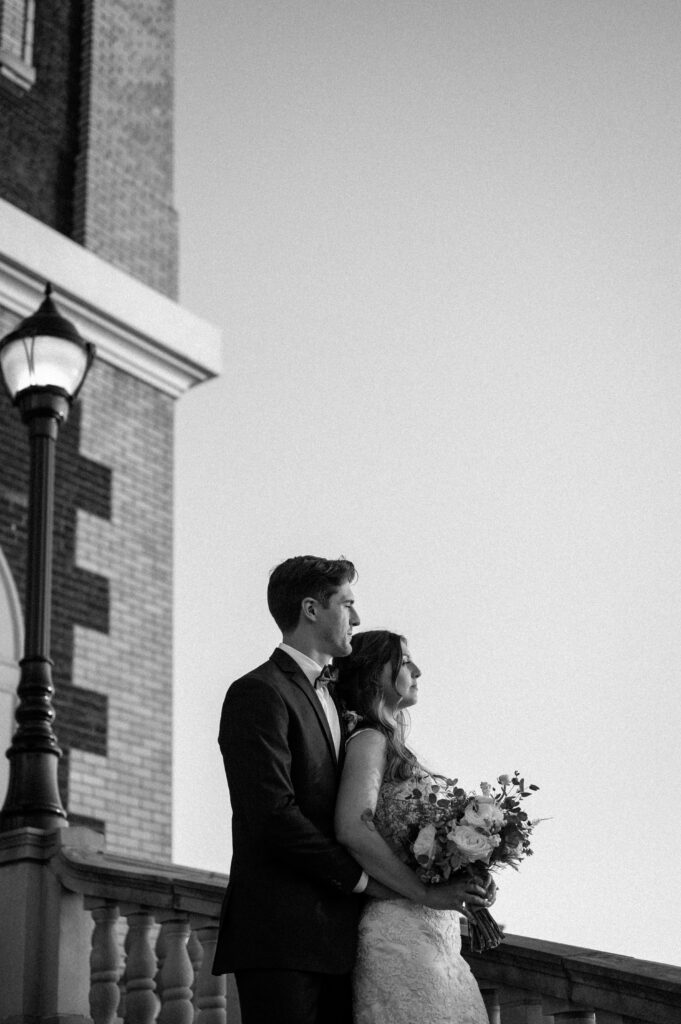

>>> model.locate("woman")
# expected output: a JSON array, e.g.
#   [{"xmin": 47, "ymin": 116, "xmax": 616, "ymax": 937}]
[{"xmin": 334, "ymin": 630, "xmax": 490, "ymax": 1024}]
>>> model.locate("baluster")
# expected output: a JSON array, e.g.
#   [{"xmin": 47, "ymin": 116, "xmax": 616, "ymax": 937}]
[
  {"xmin": 499, "ymin": 989, "xmax": 546, "ymax": 1023},
  {"xmin": 157, "ymin": 914, "xmax": 194, "ymax": 1024},
  {"xmin": 479, "ymin": 986, "xmax": 501, "ymax": 1024},
  {"xmin": 155, "ymin": 918, "xmax": 168, "ymax": 1004},
  {"xmin": 118, "ymin": 924, "xmax": 130, "ymax": 1023},
  {"xmin": 188, "ymin": 928, "xmax": 203, "ymax": 1020},
  {"xmin": 193, "ymin": 920, "xmax": 227, "ymax": 1024},
  {"xmin": 89, "ymin": 901, "xmax": 122, "ymax": 1024},
  {"xmin": 521, "ymin": 1002, "xmax": 545, "ymax": 1024},
  {"xmin": 125, "ymin": 909, "xmax": 159, "ymax": 1024}
]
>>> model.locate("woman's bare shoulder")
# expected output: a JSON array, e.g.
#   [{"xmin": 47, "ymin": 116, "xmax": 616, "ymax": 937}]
[{"xmin": 345, "ymin": 727, "xmax": 387, "ymax": 751}]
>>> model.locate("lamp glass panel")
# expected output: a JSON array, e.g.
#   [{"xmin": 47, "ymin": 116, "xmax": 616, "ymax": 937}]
[{"xmin": 0, "ymin": 334, "xmax": 88, "ymax": 399}]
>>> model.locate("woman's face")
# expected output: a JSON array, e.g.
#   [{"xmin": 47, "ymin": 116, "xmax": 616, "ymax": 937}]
[{"xmin": 381, "ymin": 639, "xmax": 421, "ymax": 709}]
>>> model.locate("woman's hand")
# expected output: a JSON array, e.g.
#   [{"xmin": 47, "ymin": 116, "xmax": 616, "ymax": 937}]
[
  {"xmin": 472, "ymin": 869, "xmax": 498, "ymax": 906},
  {"xmin": 424, "ymin": 876, "xmax": 492, "ymax": 922},
  {"xmin": 483, "ymin": 873, "xmax": 497, "ymax": 907}
]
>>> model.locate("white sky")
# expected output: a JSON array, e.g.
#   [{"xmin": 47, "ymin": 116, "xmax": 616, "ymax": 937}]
[{"xmin": 172, "ymin": 1, "xmax": 681, "ymax": 966}]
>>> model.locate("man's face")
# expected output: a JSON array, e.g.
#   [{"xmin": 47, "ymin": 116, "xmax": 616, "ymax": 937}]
[{"xmin": 313, "ymin": 580, "xmax": 360, "ymax": 658}]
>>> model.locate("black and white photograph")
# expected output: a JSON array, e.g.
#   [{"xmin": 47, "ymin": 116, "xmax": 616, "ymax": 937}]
[{"xmin": 0, "ymin": 2, "xmax": 678, "ymax": 1022}]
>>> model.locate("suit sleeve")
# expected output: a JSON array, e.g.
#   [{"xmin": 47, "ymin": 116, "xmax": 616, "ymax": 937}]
[{"xmin": 220, "ymin": 676, "xmax": 364, "ymax": 894}]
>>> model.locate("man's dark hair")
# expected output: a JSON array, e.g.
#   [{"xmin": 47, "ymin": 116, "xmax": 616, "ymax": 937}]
[{"xmin": 267, "ymin": 555, "xmax": 357, "ymax": 633}]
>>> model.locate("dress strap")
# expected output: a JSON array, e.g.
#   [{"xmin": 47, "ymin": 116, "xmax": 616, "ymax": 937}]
[{"xmin": 345, "ymin": 726, "xmax": 380, "ymax": 746}]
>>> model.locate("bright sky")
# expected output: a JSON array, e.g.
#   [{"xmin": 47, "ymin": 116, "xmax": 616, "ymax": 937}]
[{"xmin": 172, "ymin": 1, "xmax": 681, "ymax": 967}]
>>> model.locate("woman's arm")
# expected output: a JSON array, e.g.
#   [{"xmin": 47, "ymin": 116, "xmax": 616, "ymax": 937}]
[
  {"xmin": 335, "ymin": 730, "xmax": 493, "ymax": 916},
  {"xmin": 335, "ymin": 729, "xmax": 430, "ymax": 902}
]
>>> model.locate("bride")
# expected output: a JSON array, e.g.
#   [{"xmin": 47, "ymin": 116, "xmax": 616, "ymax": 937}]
[{"xmin": 334, "ymin": 630, "xmax": 492, "ymax": 1024}]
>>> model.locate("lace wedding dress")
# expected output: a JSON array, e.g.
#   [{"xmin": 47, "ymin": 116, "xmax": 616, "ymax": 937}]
[{"xmin": 352, "ymin": 765, "xmax": 489, "ymax": 1024}]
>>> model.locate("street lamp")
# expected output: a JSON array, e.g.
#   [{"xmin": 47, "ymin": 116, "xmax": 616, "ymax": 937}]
[{"xmin": 0, "ymin": 283, "xmax": 94, "ymax": 831}]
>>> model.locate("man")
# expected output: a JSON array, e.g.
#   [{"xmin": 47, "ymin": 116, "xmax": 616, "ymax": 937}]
[
  {"xmin": 212, "ymin": 555, "xmax": 493, "ymax": 1023},
  {"xmin": 212, "ymin": 555, "xmax": 371, "ymax": 1024}
]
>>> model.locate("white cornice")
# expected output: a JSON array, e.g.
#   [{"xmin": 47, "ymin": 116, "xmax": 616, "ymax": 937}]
[{"xmin": 0, "ymin": 199, "xmax": 222, "ymax": 398}]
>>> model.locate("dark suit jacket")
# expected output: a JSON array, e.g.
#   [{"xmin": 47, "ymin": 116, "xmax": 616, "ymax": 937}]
[{"xmin": 212, "ymin": 647, "xmax": 363, "ymax": 975}]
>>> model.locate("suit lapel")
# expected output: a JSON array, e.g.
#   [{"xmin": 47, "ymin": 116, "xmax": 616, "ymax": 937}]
[{"xmin": 270, "ymin": 648, "xmax": 339, "ymax": 768}]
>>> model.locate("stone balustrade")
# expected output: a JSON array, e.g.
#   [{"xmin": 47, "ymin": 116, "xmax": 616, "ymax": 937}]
[
  {"xmin": 0, "ymin": 825, "xmax": 679, "ymax": 1024},
  {"xmin": 462, "ymin": 924, "xmax": 681, "ymax": 1024},
  {"xmin": 52, "ymin": 829, "xmax": 241, "ymax": 1024},
  {"xmin": 0, "ymin": 825, "xmax": 238, "ymax": 1024}
]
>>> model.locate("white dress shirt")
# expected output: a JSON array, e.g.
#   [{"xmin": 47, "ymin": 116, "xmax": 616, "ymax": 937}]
[
  {"xmin": 278, "ymin": 642, "xmax": 341, "ymax": 754},
  {"xmin": 277, "ymin": 642, "xmax": 368, "ymax": 894}
]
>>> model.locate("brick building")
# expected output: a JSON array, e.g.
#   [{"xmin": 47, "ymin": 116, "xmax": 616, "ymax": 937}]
[{"xmin": 0, "ymin": 0, "xmax": 221, "ymax": 860}]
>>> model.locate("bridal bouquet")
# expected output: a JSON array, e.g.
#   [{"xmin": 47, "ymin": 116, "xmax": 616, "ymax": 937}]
[{"xmin": 407, "ymin": 771, "xmax": 540, "ymax": 953}]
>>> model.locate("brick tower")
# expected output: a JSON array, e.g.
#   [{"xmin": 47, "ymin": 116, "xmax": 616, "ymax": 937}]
[{"xmin": 0, "ymin": 0, "xmax": 220, "ymax": 860}]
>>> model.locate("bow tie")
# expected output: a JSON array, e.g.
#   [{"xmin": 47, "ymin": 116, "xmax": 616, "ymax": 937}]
[{"xmin": 315, "ymin": 664, "xmax": 338, "ymax": 689}]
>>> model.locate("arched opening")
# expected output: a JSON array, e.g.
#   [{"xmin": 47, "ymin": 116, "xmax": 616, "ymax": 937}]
[{"xmin": 0, "ymin": 547, "xmax": 22, "ymax": 802}]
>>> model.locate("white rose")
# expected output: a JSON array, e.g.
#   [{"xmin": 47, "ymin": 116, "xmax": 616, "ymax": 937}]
[
  {"xmin": 462, "ymin": 796, "xmax": 505, "ymax": 830},
  {"xmin": 449, "ymin": 824, "xmax": 501, "ymax": 864},
  {"xmin": 413, "ymin": 823, "xmax": 438, "ymax": 867},
  {"xmin": 497, "ymin": 774, "xmax": 512, "ymax": 787}
]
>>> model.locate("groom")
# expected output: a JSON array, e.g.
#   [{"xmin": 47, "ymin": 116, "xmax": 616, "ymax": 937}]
[{"xmin": 212, "ymin": 555, "xmax": 375, "ymax": 1024}]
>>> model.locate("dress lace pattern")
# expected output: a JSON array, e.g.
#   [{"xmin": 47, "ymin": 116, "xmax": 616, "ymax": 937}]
[{"xmin": 352, "ymin": 762, "xmax": 488, "ymax": 1024}]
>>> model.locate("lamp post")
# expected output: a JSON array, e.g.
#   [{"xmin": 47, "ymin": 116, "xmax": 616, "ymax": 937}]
[{"xmin": 0, "ymin": 283, "xmax": 94, "ymax": 831}]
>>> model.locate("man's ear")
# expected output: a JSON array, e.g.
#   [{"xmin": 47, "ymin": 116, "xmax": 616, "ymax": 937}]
[{"xmin": 301, "ymin": 597, "xmax": 317, "ymax": 622}]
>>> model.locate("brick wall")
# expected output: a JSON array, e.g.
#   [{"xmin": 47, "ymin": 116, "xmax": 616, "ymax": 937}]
[{"xmin": 0, "ymin": 0, "xmax": 184, "ymax": 860}]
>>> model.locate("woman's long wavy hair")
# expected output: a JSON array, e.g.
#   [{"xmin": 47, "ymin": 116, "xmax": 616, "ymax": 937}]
[{"xmin": 334, "ymin": 630, "xmax": 418, "ymax": 781}]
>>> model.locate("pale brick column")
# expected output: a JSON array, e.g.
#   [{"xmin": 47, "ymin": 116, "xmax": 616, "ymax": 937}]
[{"xmin": 71, "ymin": 360, "xmax": 174, "ymax": 860}]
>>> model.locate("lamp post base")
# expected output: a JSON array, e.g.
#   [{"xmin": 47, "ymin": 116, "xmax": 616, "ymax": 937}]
[
  {"xmin": 0, "ymin": 753, "xmax": 67, "ymax": 831},
  {"xmin": 0, "ymin": 657, "xmax": 67, "ymax": 832}
]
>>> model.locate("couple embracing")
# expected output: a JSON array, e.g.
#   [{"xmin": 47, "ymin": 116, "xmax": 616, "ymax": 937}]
[{"xmin": 212, "ymin": 556, "xmax": 494, "ymax": 1024}]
